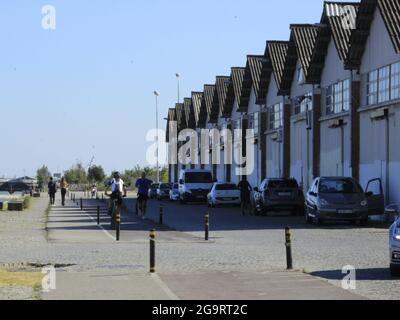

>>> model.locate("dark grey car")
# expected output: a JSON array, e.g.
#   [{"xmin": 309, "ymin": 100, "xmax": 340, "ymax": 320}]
[
  {"xmin": 253, "ymin": 178, "xmax": 304, "ymax": 216},
  {"xmin": 305, "ymin": 177, "xmax": 385, "ymax": 225}
]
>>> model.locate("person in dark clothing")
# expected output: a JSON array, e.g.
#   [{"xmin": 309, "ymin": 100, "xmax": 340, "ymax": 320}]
[
  {"xmin": 48, "ymin": 177, "xmax": 57, "ymax": 205},
  {"xmin": 238, "ymin": 179, "xmax": 252, "ymax": 216}
]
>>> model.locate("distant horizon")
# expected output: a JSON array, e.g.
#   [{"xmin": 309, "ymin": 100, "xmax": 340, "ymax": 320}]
[{"xmin": 0, "ymin": 0, "xmax": 352, "ymax": 177}]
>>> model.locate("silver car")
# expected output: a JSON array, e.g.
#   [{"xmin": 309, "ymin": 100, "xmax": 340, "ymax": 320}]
[
  {"xmin": 305, "ymin": 177, "xmax": 385, "ymax": 225},
  {"xmin": 388, "ymin": 205, "xmax": 400, "ymax": 276}
]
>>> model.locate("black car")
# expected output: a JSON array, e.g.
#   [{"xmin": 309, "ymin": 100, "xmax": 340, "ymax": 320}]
[{"xmin": 252, "ymin": 178, "xmax": 304, "ymax": 216}]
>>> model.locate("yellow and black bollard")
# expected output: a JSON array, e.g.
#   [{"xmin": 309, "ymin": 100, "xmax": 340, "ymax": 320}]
[
  {"xmin": 97, "ymin": 205, "xmax": 100, "ymax": 225},
  {"xmin": 150, "ymin": 229, "xmax": 156, "ymax": 273},
  {"xmin": 285, "ymin": 227, "xmax": 293, "ymax": 270},
  {"xmin": 205, "ymin": 212, "xmax": 210, "ymax": 241},
  {"xmin": 159, "ymin": 205, "xmax": 164, "ymax": 225},
  {"xmin": 116, "ymin": 209, "xmax": 121, "ymax": 241}
]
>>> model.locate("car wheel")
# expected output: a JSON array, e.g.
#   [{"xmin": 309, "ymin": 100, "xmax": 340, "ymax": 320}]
[
  {"xmin": 305, "ymin": 210, "xmax": 313, "ymax": 224},
  {"xmin": 390, "ymin": 265, "xmax": 400, "ymax": 277},
  {"xmin": 313, "ymin": 213, "xmax": 323, "ymax": 226}
]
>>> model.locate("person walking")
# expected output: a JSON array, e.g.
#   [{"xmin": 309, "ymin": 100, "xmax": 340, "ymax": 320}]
[
  {"xmin": 48, "ymin": 177, "xmax": 57, "ymax": 206},
  {"xmin": 238, "ymin": 178, "xmax": 253, "ymax": 216},
  {"xmin": 60, "ymin": 177, "xmax": 68, "ymax": 206},
  {"xmin": 135, "ymin": 172, "xmax": 153, "ymax": 219}
]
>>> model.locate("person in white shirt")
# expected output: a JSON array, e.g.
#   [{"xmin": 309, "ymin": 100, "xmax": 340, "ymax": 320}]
[{"xmin": 106, "ymin": 172, "xmax": 127, "ymax": 205}]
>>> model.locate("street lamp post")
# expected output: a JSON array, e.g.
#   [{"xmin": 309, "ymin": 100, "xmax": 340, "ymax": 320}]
[{"xmin": 154, "ymin": 91, "xmax": 160, "ymax": 183}]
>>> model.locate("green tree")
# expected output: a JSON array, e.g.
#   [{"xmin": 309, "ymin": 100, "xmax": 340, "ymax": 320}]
[
  {"xmin": 88, "ymin": 165, "xmax": 105, "ymax": 184},
  {"xmin": 64, "ymin": 163, "xmax": 87, "ymax": 185},
  {"xmin": 36, "ymin": 165, "xmax": 51, "ymax": 189}
]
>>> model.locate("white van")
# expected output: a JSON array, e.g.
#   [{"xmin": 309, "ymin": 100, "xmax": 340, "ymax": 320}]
[{"xmin": 179, "ymin": 170, "xmax": 214, "ymax": 204}]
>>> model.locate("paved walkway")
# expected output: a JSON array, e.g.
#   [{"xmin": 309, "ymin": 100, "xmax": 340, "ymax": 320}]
[{"xmin": 43, "ymin": 194, "xmax": 364, "ymax": 300}]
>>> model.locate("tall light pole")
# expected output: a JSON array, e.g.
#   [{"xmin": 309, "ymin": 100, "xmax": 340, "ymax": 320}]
[
  {"xmin": 154, "ymin": 90, "xmax": 160, "ymax": 183},
  {"xmin": 176, "ymin": 73, "xmax": 180, "ymax": 103}
]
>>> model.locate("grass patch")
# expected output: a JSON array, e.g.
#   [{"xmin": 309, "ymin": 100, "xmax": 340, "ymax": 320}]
[
  {"xmin": 23, "ymin": 196, "xmax": 31, "ymax": 209},
  {"xmin": 0, "ymin": 269, "xmax": 43, "ymax": 287}
]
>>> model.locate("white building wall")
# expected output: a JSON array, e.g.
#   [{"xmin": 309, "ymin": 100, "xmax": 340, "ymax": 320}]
[
  {"xmin": 266, "ymin": 74, "xmax": 284, "ymax": 178},
  {"xmin": 319, "ymin": 38, "xmax": 352, "ymax": 178},
  {"xmin": 359, "ymin": 8, "xmax": 400, "ymax": 204},
  {"xmin": 230, "ymin": 98, "xmax": 243, "ymax": 185},
  {"xmin": 247, "ymin": 87, "xmax": 261, "ymax": 188},
  {"xmin": 290, "ymin": 59, "xmax": 315, "ymax": 190}
]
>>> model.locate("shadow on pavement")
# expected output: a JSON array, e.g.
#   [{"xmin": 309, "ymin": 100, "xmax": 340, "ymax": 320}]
[{"xmin": 310, "ymin": 268, "xmax": 395, "ymax": 281}]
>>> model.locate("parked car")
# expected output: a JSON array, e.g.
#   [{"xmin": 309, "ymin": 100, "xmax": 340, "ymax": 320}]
[
  {"xmin": 179, "ymin": 170, "xmax": 214, "ymax": 204},
  {"xmin": 148, "ymin": 183, "xmax": 159, "ymax": 199},
  {"xmin": 157, "ymin": 183, "xmax": 171, "ymax": 200},
  {"xmin": 305, "ymin": 177, "xmax": 384, "ymax": 225},
  {"xmin": 207, "ymin": 183, "xmax": 241, "ymax": 207},
  {"xmin": 252, "ymin": 178, "xmax": 304, "ymax": 216},
  {"xmin": 389, "ymin": 210, "xmax": 400, "ymax": 276},
  {"xmin": 169, "ymin": 183, "xmax": 180, "ymax": 202}
]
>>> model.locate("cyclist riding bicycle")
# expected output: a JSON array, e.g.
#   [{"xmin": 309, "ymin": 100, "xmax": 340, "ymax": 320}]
[
  {"xmin": 135, "ymin": 172, "xmax": 153, "ymax": 219},
  {"xmin": 105, "ymin": 172, "xmax": 127, "ymax": 228}
]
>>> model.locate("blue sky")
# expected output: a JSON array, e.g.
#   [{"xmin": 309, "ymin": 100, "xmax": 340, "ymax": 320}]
[{"xmin": 0, "ymin": 0, "xmax": 351, "ymax": 178}]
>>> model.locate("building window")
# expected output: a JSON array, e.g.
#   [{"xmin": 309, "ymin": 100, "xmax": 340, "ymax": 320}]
[
  {"xmin": 325, "ymin": 79, "xmax": 350, "ymax": 115},
  {"xmin": 391, "ymin": 62, "xmax": 400, "ymax": 100},
  {"xmin": 367, "ymin": 62, "xmax": 400, "ymax": 106},
  {"xmin": 367, "ymin": 70, "xmax": 378, "ymax": 105},
  {"xmin": 269, "ymin": 102, "xmax": 283, "ymax": 130},
  {"xmin": 294, "ymin": 92, "xmax": 313, "ymax": 115},
  {"xmin": 378, "ymin": 66, "xmax": 390, "ymax": 103}
]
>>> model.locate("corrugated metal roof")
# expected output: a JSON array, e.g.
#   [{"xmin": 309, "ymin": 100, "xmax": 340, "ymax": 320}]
[
  {"xmin": 222, "ymin": 72, "xmax": 235, "ymax": 117},
  {"xmin": 203, "ymin": 84, "xmax": 219, "ymax": 123},
  {"xmin": 166, "ymin": 108, "xmax": 176, "ymax": 142},
  {"xmin": 246, "ymin": 55, "xmax": 268, "ymax": 104},
  {"xmin": 192, "ymin": 91, "xmax": 207, "ymax": 128},
  {"xmin": 231, "ymin": 67, "xmax": 246, "ymax": 111},
  {"xmin": 379, "ymin": 0, "xmax": 400, "ymax": 53},
  {"xmin": 322, "ymin": 2, "xmax": 360, "ymax": 62},
  {"xmin": 290, "ymin": 24, "xmax": 322, "ymax": 83},
  {"xmin": 347, "ymin": 0, "xmax": 400, "ymax": 69},
  {"xmin": 175, "ymin": 103, "xmax": 186, "ymax": 131},
  {"xmin": 184, "ymin": 98, "xmax": 195, "ymax": 129},
  {"xmin": 266, "ymin": 41, "xmax": 291, "ymax": 95},
  {"xmin": 215, "ymin": 76, "xmax": 231, "ymax": 117}
]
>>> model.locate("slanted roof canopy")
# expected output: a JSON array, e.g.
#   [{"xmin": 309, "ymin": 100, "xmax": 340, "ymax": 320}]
[
  {"xmin": 204, "ymin": 84, "xmax": 219, "ymax": 124},
  {"xmin": 215, "ymin": 76, "xmax": 232, "ymax": 118},
  {"xmin": 231, "ymin": 67, "xmax": 246, "ymax": 112},
  {"xmin": 184, "ymin": 98, "xmax": 196, "ymax": 129},
  {"xmin": 166, "ymin": 108, "xmax": 176, "ymax": 142},
  {"xmin": 192, "ymin": 91, "xmax": 207, "ymax": 128},
  {"xmin": 290, "ymin": 24, "xmax": 328, "ymax": 84},
  {"xmin": 346, "ymin": 0, "xmax": 400, "ymax": 69},
  {"xmin": 266, "ymin": 41, "xmax": 291, "ymax": 96}
]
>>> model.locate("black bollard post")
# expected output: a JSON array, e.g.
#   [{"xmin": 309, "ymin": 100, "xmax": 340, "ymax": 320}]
[
  {"xmin": 285, "ymin": 227, "xmax": 293, "ymax": 270},
  {"xmin": 116, "ymin": 209, "xmax": 121, "ymax": 241},
  {"xmin": 150, "ymin": 229, "xmax": 156, "ymax": 273},
  {"xmin": 97, "ymin": 205, "xmax": 100, "ymax": 225},
  {"xmin": 159, "ymin": 205, "xmax": 164, "ymax": 225},
  {"xmin": 80, "ymin": 198, "xmax": 83, "ymax": 211},
  {"xmin": 205, "ymin": 212, "xmax": 210, "ymax": 241}
]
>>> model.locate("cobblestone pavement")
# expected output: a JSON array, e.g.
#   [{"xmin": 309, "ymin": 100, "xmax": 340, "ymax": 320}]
[{"xmin": 0, "ymin": 194, "xmax": 398, "ymax": 300}]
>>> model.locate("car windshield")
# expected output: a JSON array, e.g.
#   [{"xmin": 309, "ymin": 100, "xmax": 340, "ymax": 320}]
[
  {"xmin": 215, "ymin": 184, "xmax": 237, "ymax": 191},
  {"xmin": 319, "ymin": 179, "xmax": 363, "ymax": 194},
  {"xmin": 268, "ymin": 180, "xmax": 298, "ymax": 189},
  {"xmin": 160, "ymin": 184, "xmax": 170, "ymax": 190},
  {"xmin": 172, "ymin": 184, "xmax": 179, "ymax": 189},
  {"xmin": 185, "ymin": 172, "xmax": 213, "ymax": 183},
  {"xmin": 151, "ymin": 184, "xmax": 159, "ymax": 189}
]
